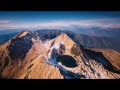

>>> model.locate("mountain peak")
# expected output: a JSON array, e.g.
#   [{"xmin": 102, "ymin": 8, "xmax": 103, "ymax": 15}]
[
  {"xmin": 56, "ymin": 32, "xmax": 73, "ymax": 42},
  {"xmin": 60, "ymin": 32, "xmax": 68, "ymax": 37},
  {"xmin": 16, "ymin": 31, "xmax": 31, "ymax": 38}
]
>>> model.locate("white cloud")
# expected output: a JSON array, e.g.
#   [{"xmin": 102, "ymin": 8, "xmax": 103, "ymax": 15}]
[
  {"xmin": 35, "ymin": 18, "xmax": 120, "ymax": 27},
  {"xmin": 0, "ymin": 20, "xmax": 14, "ymax": 25},
  {"xmin": 102, "ymin": 24, "xmax": 120, "ymax": 28},
  {"xmin": 0, "ymin": 18, "xmax": 120, "ymax": 30}
]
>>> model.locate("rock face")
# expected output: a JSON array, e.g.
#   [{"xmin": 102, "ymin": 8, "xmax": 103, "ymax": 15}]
[{"xmin": 0, "ymin": 30, "xmax": 120, "ymax": 79}]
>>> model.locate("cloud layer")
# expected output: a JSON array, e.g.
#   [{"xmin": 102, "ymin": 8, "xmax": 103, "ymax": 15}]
[
  {"xmin": 0, "ymin": 20, "xmax": 14, "ymax": 25},
  {"xmin": 0, "ymin": 18, "xmax": 120, "ymax": 30},
  {"xmin": 33, "ymin": 18, "xmax": 120, "ymax": 28}
]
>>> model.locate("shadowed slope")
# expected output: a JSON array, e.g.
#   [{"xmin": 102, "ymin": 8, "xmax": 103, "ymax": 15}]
[{"xmin": 82, "ymin": 48, "xmax": 120, "ymax": 74}]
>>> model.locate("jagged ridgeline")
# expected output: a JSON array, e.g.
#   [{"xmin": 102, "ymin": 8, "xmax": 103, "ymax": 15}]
[{"xmin": 0, "ymin": 30, "xmax": 120, "ymax": 79}]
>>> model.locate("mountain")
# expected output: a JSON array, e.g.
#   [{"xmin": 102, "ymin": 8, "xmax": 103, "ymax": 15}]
[
  {"xmin": 72, "ymin": 27, "xmax": 120, "ymax": 39},
  {"xmin": 0, "ymin": 30, "xmax": 120, "ymax": 79},
  {"xmin": 71, "ymin": 34, "xmax": 120, "ymax": 52},
  {"xmin": 1, "ymin": 29, "xmax": 120, "ymax": 51}
]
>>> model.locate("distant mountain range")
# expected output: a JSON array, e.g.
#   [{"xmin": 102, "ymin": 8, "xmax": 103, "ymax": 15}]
[
  {"xmin": 0, "ymin": 29, "xmax": 120, "ymax": 52},
  {"xmin": 0, "ymin": 32, "xmax": 19, "ymax": 44},
  {"xmin": 0, "ymin": 29, "xmax": 22, "ymax": 35},
  {"xmin": 72, "ymin": 27, "xmax": 120, "ymax": 39}
]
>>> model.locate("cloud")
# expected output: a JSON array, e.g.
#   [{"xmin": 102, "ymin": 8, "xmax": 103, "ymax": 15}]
[
  {"xmin": 102, "ymin": 24, "xmax": 120, "ymax": 28},
  {"xmin": 0, "ymin": 18, "xmax": 120, "ymax": 30},
  {"xmin": 34, "ymin": 18, "xmax": 120, "ymax": 28},
  {"xmin": 0, "ymin": 20, "xmax": 14, "ymax": 25},
  {"xmin": 0, "ymin": 20, "xmax": 18, "ymax": 30}
]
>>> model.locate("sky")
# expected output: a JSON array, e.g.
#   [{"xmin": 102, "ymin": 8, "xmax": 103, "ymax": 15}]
[{"xmin": 0, "ymin": 11, "xmax": 120, "ymax": 30}]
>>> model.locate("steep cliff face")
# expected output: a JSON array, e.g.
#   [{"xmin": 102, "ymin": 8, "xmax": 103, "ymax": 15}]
[
  {"xmin": 89, "ymin": 48, "xmax": 120, "ymax": 71},
  {"xmin": 0, "ymin": 31, "xmax": 120, "ymax": 79}
]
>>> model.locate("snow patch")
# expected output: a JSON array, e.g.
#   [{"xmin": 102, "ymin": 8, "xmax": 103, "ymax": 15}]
[{"xmin": 60, "ymin": 41, "xmax": 64, "ymax": 44}]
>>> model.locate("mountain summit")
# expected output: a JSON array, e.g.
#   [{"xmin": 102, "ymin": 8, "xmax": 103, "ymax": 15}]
[{"xmin": 0, "ymin": 30, "xmax": 120, "ymax": 79}]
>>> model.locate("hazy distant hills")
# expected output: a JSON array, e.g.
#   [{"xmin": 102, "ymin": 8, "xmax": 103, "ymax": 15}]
[
  {"xmin": 72, "ymin": 27, "xmax": 120, "ymax": 39},
  {"xmin": 71, "ymin": 34, "xmax": 120, "ymax": 52},
  {"xmin": 0, "ymin": 29, "xmax": 120, "ymax": 51},
  {"xmin": 0, "ymin": 32, "xmax": 19, "ymax": 44},
  {"xmin": 0, "ymin": 29, "xmax": 22, "ymax": 35}
]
